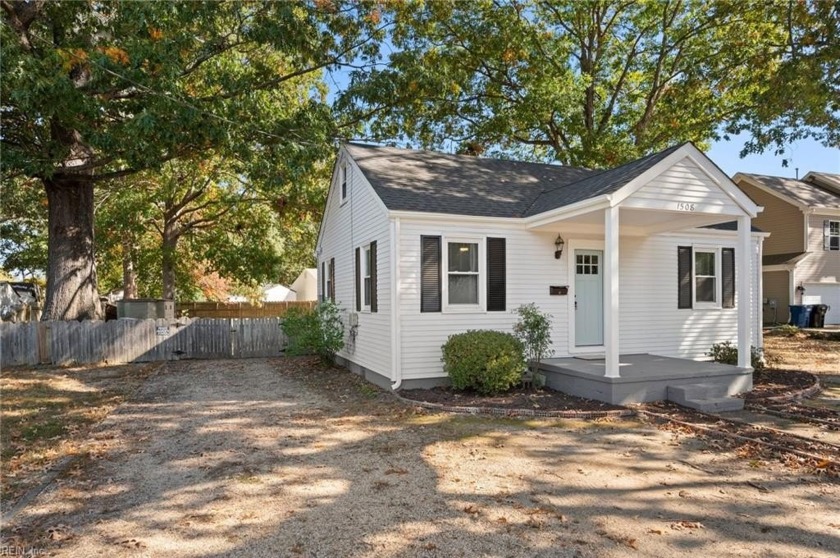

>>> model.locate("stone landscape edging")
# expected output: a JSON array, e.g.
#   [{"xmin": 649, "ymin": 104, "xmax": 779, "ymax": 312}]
[
  {"xmin": 393, "ymin": 392, "xmax": 636, "ymax": 419},
  {"xmin": 749, "ymin": 373, "xmax": 822, "ymax": 404}
]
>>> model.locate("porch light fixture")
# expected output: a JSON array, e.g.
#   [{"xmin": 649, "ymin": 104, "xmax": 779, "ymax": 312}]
[{"xmin": 554, "ymin": 235, "xmax": 565, "ymax": 259}]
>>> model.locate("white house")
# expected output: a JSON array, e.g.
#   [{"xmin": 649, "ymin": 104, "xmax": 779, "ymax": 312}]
[
  {"xmin": 316, "ymin": 143, "xmax": 766, "ymax": 407},
  {"xmin": 263, "ymin": 284, "xmax": 295, "ymax": 302},
  {"xmin": 289, "ymin": 268, "xmax": 318, "ymax": 302}
]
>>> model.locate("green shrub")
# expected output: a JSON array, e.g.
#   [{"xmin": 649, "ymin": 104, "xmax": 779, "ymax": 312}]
[
  {"xmin": 513, "ymin": 303, "xmax": 554, "ymax": 377},
  {"xmin": 281, "ymin": 301, "xmax": 345, "ymax": 364},
  {"xmin": 441, "ymin": 330, "xmax": 526, "ymax": 394},
  {"xmin": 707, "ymin": 341, "xmax": 765, "ymax": 372}
]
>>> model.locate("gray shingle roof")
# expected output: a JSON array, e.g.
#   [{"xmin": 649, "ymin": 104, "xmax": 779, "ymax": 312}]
[
  {"xmin": 344, "ymin": 143, "xmax": 595, "ymax": 218},
  {"xmin": 739, "ymin": 173, "xmax": 839, "ymax": 209},
  {"xmin": 524, "ymin": 144, "xmax": 683, "ymax": 216},
  {"xmin": 345, "ymin": 142, "xmax": 687, "ymax": 218}
]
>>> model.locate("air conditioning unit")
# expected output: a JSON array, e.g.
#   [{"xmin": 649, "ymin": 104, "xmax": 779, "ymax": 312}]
[{"xmin": 348, "ymin": 312, "xmax": 359, "ymax": 327}]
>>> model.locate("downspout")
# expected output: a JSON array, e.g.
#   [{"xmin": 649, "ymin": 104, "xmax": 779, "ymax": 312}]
[{"xmin": 390, "ymin": 217, "xmax": 403, "ymax": 390}]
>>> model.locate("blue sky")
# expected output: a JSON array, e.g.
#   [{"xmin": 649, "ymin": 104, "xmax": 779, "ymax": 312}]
[{"xmin": 706, "ymin": 134, "xmax": 840, "ymax": 177}]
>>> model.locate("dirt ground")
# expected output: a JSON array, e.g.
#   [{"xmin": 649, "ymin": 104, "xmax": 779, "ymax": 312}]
[
  {"xmin": 2, "ymin": 357, "xmax": 838, "ymax": 557},
  {"xmin": 763, "ymin": 328, "xmax": 840, "ymax": 378}
]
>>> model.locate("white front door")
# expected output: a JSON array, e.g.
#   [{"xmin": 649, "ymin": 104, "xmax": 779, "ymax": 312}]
[{"xmin": 575, "ymin": 249, "xmax": 604, "ymax": 346}]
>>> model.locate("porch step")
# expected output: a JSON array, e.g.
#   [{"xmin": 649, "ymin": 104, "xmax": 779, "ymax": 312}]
[{"xmin": 666, "ymin": 383, "xmax": 744, "ymax": 413}]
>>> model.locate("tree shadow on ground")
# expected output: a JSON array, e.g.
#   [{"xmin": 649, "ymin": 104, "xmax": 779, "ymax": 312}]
[{"xmin": 5, "ymin": 357, "xmax": 838, "ymax": 557}]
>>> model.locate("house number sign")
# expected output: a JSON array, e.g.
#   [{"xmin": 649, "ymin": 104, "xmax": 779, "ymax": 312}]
[{"xmin": 676, "ymin": 202, "xmax": 696, "ymax": 211}]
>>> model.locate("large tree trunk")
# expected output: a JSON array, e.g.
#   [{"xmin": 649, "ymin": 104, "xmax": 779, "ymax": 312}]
[
  {"xmin": 122, "ymin": 235, "xmax": 138, "ymax": 299},
  {"xmin": 161, "ymin": 226, "xmax": 179, "ymax": 301},
  {"xmin": 41, "ymin": 176, "xmax": 102, "ymax": 320}
]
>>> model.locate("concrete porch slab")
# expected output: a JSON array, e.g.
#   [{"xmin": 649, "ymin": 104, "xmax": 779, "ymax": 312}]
[{"xmin": 540, "ymin": 353, "xmax": 752, "ymax": 405}]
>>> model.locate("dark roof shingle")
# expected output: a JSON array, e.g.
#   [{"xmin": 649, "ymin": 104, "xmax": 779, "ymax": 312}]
[
  {"xmin": 523, "ymin": 144, "xmax": 684, "ymax": 216},
  {"xmin": 345, "ymin": 143, "xmax": 595, "ymax": 218}
]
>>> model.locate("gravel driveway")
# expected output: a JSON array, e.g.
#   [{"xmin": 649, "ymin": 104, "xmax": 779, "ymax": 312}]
[{"xmin": 5, "ymin": 358, "xmax": 839, "ymax": 557}]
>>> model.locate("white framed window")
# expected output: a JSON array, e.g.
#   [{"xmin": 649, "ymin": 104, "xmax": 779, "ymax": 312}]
[
  {"xmin": 443, "ymin": 237, "xmax": 484, "ymax": 311},
  {"xmin": 362, "ymin": 244, "xmax": 372, "ymax": 310},
  {"xmin": 826, "ymin": 220, "xmax": 839, "ymax": 251},
  {"xmin": 340, "ymin": 163, "xmax": 348, "ymax": 205},
  {"xmin": 693, "ymin": 248, "xmax": 719, "ymax": 307}
]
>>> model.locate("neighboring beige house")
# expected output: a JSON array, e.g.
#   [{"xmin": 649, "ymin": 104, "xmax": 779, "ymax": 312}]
[
  {"xmin": 734, "ymin": 172, "xmax": 840, "ymax": 325},
  {"xmin": 289, "ymin": 268, "xmax": 318, "ymax": 301}
]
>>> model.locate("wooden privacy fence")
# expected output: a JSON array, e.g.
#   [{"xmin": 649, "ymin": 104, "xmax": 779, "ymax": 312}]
[
  {"xmin": 175, "ymin": 301, "xmax": 315, "ymax": 319},
  {"xmin": 1, "ymin": 317, "xmax": 286, "ymax": 367}
]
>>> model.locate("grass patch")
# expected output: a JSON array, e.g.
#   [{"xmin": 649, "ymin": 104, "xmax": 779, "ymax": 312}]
[{"xmin": 0, "ymin": 363, "xmax": 157, "ymax": 507}]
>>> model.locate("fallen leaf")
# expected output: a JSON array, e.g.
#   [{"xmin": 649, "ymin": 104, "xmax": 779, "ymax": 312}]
[{"xmin": 463, "ymin": 504, "xmax": 480, "ymax": 514}]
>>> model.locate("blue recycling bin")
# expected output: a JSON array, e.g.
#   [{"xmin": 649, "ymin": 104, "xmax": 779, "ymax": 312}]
[{"xmin": 789, "ymin": 305, "xmax": 814, "ymax": 328}]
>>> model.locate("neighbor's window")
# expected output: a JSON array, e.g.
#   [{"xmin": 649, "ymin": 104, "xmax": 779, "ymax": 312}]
[
  {"xmin": 827, "ymin": 220, "xmax": 839, "ymax": 251},
  {"xmin": 694, "ymin": 250, "xmax": 717, "ymax": 304},
  {"xmin": 447, "ymin": 241, "xmax": 479, "ymax": 305},
  {"xmin": 363, "ymin": 245, "xmax": 372, "ymax": 309}
]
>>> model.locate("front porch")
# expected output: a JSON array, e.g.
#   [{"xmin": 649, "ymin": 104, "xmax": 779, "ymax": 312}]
[{"xmin": 540, "ymin": 354, "xmax": 752, "ymax": 405}]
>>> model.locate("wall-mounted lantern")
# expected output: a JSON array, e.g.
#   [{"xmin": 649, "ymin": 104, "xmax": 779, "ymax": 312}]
[{"xmin": 554, "ymin": 235, "xmax": 565, "ymax": 259}]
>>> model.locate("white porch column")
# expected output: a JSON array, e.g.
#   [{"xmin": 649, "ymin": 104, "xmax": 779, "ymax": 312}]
[
  {"xmin": 737, "ymin": 214, "xmax": 753, "ymax": 369},
  {"xmin": 604, "ymin": 206, "xmax": 620, "ymax": 378}
]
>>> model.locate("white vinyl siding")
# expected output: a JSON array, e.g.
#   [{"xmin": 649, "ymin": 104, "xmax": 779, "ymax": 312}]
[
  {"xmin": 619, "ymin": 232, "xmax": 761, "ymax": 360},
  {"xmin": 397, "ymin": 222, "xmax": 762, "ymax": 380},
  {"xmin": 317, "ymin": 153, "xmax": 391, "ymax": 377},
  {"xmin": 399, "ymin": 222, "xmax": 569, "ymax": 380},
  {"xmin": 798, "ymin": 213, "xmax": 840, "ymax": 284},
  {"xmin": 623, "ymin": 157, "xmax": 740, "ymax": 214}
]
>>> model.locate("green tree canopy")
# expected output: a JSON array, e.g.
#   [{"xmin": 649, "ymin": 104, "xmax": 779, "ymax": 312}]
[
  {"xmin": 339, "ymin": 0, "xmax": 818, "ymax": 167},
  {"xmin": 1, "ymin": 0, "xmax": 383, "ymax": 319}
]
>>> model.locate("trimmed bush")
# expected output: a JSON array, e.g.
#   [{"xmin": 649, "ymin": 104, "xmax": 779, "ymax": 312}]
[
  {"xmin": 441, "ymin": 330, "xmax": 526, "ymax": 394},
  {"xmin": 281, "ymin": 301, "xmax": 345, "ymax": 364},
  {"xmin": 707, "ymin": 341, "xmax": 765, "ymax": 372}
]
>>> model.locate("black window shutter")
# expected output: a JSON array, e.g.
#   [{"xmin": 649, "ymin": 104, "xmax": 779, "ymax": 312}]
[
  {"xmin": 370, "ymin": 241, "xmax": 378, "ymax": 313},
  {"xmin": 678, "ymin": 246, "xmax": 693, "ymax": 309},
  {"xmin": 329, "ymin": 257, "xmax": 335, "ymax": 302},
  {"xmin": 355, "ymin": 248, "xmax": 361, "ymax": 311},
  {"xmin": 722, "ymin": 248, "xmax": 735, "ymax": 308},
  {"xmin": 421, "ymin": 236, "xmax": 441, "ymax": 313},
  {"xmin": 321, "ymin": 261, "xmax": 326, "ymax": 302},
  {"xmin": 486, "ymin": 237, "xmax": 506, "ymax": 311}
]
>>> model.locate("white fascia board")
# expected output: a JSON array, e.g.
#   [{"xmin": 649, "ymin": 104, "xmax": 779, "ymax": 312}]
[
  {"xmin": 388, "ymin": 209, "xmax": 524, "ymax": 229},
  {"xmin": 659, "ymin": 228, "xmax": 769, "ymax": 240},
  {"xmin": 812, "ymin": 208, "xmax": 840, "ymax": 217},
  {"xmin": 315, "ymin": 148, "xmax": 346, "ymax": 254},
  {"xmin": 732, "ymin": 173, "xmax": 810, "ymax": 213},
  {"xmin": 523, "ymin": 197, "xmax": 610, "ymax": 229}
]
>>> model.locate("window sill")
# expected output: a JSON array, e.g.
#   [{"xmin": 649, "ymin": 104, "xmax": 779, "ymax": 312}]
[{"xmin": 442, "ymin": 305, "xmax": 485, "ymax": 314}]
